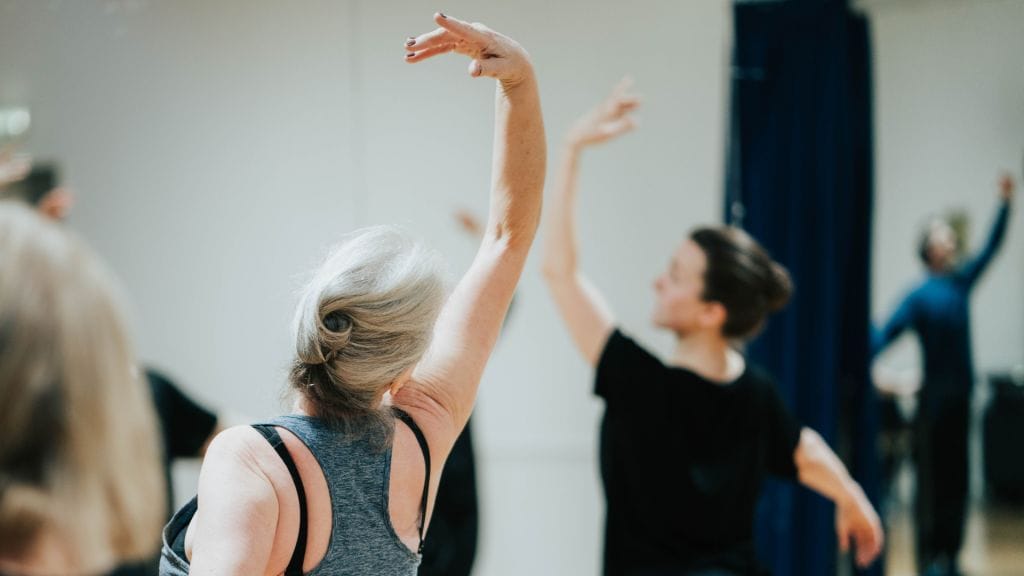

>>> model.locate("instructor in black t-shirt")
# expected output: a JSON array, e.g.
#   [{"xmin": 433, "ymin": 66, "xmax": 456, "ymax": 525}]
[{"xmin": 541, "ymin": 80, "xmax": 883, "ymax": 576}]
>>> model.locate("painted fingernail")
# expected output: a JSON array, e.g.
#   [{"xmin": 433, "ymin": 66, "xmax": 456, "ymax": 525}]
[
  {"xmin": 406, "ymin": 52, "xmax": 415, "ymax": 58},
  {"xmin": 406, "ymin": 37, "xmax": 415, "ymax": 46},
  {"xmin": 438, "ymin": 12, "xmax": 447, "ymax": 19}
]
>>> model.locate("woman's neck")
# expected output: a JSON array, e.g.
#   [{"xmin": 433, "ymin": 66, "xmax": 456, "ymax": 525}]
[
  {"xmin": 293, "ymin": 395, "xmax": 318, "ymax": 417},
  {"xmin": 670, "ymin": 331, "xmax": 744, "ymax": 383},
  {"xmin": 291, "ymin": 392, "xmax": 390, "ymax": 417}
]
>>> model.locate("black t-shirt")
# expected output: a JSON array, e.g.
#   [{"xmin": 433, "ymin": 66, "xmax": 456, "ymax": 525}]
[{"xmin": 595, "ymin": 330, "xmax": 801, "ymax": 576}]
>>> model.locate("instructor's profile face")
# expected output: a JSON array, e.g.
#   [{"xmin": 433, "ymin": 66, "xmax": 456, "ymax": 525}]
[{"xmin": 652, "ymin": 240, "xmax": 707, "ymax": 333}]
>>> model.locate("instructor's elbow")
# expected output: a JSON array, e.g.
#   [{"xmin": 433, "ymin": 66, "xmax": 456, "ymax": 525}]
[
  {"xmin": 794, "ymin": 427, "xmax": 824, "ymax": 473},
  {"xmin": 541, "ymin": 260, "xmax": 564, "ymax": 281}
]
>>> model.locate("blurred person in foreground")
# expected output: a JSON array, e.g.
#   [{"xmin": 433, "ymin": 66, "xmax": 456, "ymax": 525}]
[
  {"xmin": 0, "ymin": 201, "xmax": 165, "ymax": 576},
  {"xmin": 0, "ymin": 155, "xmax": 226, "ymax": 575}
]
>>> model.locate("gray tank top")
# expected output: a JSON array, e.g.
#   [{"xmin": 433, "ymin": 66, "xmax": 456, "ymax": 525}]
[{"xmin": 159, "ymin": 411, "xmax": 429, "ymax": 576}]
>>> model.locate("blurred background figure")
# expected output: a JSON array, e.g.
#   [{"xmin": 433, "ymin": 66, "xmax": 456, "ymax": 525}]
[
  {"xmin": 1, "ymin": 162, "xmax": 74, "ymax": 221},
  {"xmin": 873, "ymin": 176, "xmax": 1014, "ymax": 576},
  {"xmin": 0, "ymin": 201, "xmax": 165, "ymax": 576}
]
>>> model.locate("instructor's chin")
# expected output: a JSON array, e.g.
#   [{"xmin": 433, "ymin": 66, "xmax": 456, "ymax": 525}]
[{"xmin": 651, "ymin": 312, "xmax": 668, "ymax": 330}]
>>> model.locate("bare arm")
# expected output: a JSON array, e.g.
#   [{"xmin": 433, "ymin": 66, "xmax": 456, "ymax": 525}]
[
  {"xmin": 794, "ymin": 428, "xmax": 884, "ymax": 568},
  {"xmin": 541, "ymin": 79, "xmax": 639, "ymax": 365},
  {"xmin": 871, "ymin": 290, "xmax": 916, "ymax": 359},
  {"xmin": 186, "ymin": 429, "xmax": 281, "ymax": 575},
  {"xmin": 960, "ymin": 173, "xmax": 1014, "ymax": 287},
  {"xmin": 396, "ymin": 14, "xmax": 545, "ymax": 452}
]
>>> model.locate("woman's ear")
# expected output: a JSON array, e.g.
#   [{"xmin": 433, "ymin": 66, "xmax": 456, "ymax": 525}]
[
  {"xmin": 701, "ymin": 300, "xmax": 728, "ymax": 332},
  {"xmin": 389, "ymin": 365, "xmax": 417, "ymax": 398}
]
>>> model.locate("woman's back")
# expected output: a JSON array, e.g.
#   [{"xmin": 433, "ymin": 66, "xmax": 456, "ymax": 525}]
[{"xmin": 162, "ymin": 413, "xmax": 428, "ymax": 576}]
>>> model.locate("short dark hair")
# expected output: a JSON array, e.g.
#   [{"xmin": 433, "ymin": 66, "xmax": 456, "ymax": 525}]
[
  {"xmin": 917, "ymin": 218, "xmax": 955, "ymax": 266},
  {"xmin": 7, "ymin": 164, "xmax": 60, "ymax": 206},
  {"xmin": 690, "ymin": 226, "xmax": 793, "ymax": 340},
  {"xmin": 917, "ymin": 225, "xmax": 933, "ymax": 265}
]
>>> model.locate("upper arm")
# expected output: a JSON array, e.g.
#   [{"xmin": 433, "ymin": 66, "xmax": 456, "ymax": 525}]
[
  {"xmin": 793, "ymin": 427, "xmax": 819, "ymax": 473},
  {"xmin": 396, "ymin": 238, "xmax": 527, "ymax": 457},
  {"xmin": 544, "ymin": 271, "xmax": 615, "ymax": 366},
  {"xmin": 187, "ymin": 428, "xmax": 279, "ymax": 576}
]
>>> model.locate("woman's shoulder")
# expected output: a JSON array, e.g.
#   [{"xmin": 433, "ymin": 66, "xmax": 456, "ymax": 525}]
[
  {"xmin": 602, "ymin": 328, "xmax": 665, "ymax": 367},
  {"xmin": 205, "ymin": 425, "xmax": 272, "ymax": 463},
  {"xmin": 198, "ymin": 425, "xmax": 294, "ymax": 502}
]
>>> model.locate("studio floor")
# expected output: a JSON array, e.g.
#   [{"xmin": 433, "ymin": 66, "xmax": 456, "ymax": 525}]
[{"xmin": 884, "ymin": 466, "xmax": 1024, "ymax": 576}]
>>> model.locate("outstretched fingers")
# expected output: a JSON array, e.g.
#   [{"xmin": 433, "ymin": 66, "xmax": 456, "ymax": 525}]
[
  {"xmin": 406, "ymin": 43, "xmax": 456, "ymax": 63},
  {"xmin": 433, "ymin": 12, "xmax": 491, "ymax": 45},
  {"xmin": 403, "ymin": 12, "xmax": 531, "ymax": 84}
]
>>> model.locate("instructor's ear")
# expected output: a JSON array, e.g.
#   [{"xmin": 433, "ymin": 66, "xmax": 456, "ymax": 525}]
[{"xmin": 700, "ymin": 301, "xmax": 727, "ymax": 332}]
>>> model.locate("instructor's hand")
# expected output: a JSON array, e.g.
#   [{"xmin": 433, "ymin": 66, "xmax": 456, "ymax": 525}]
[
  {"xmin": 836, "ymin": 488, "xmax": 884, "ymax": 568},
  {"xmin": 567, "ymin": 77, "xmax": 640, "ymax": 149}
]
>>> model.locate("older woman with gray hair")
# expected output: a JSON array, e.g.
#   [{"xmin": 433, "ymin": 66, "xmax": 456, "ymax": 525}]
[{"xmin": 159, "ymin": 12, "xmax": 545, "ymax": 576}]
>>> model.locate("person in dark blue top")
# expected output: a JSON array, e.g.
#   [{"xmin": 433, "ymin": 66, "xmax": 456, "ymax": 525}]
[{"xmin": 873, "ymin": 174, "xmax": 1015, "ymax": 576}]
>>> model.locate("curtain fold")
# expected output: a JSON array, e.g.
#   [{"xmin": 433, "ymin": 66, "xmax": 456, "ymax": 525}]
[{"xmin": 728, "ymin": 1, "xmax": 880, "ymax": 574}]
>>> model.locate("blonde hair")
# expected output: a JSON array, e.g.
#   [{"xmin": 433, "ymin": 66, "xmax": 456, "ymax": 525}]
[
  {"xmin": 290, "ymin": 226, "xmax": 447, "ymax": 435},
  {"xmin": 0, "ymin": 201, "xmax": 165, "ymax": 573}
]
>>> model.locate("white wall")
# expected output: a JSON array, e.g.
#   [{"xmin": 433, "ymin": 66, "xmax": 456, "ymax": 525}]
[
  {"xmin": 0, "ymin": 2, "xmax": 732, "ymax": 574},
  {"xmin": 866, "ymin": 0, "xmax": 1024, "ymax": 379}
]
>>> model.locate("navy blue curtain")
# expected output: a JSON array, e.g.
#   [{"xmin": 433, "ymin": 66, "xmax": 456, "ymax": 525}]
[{"xmin": 727, "ymin": 1, "xmax": 880, "ymax": 575}]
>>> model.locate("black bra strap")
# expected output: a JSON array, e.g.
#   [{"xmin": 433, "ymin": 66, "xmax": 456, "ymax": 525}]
[
  {"xmin": 393, "ymin": 408, "xmax": 431, "ymax": 555},
  {"xmin": 252, "ymin": 424, "xmax": 308, "ymax": 576}
]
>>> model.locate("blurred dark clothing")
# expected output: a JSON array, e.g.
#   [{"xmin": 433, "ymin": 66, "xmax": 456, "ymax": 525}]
[
  {"xmin": 418, "ymin": 419, "xmax": 479, "ymax": 576},
  {"xmin": 913, "ymin": 393, "xmax": 969, "ymax": 571}
]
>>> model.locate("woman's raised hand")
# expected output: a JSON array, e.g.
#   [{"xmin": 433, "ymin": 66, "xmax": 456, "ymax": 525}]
[{"xmin": 405, "ymin": 13, "xmax": 533, "ymax": 87}]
